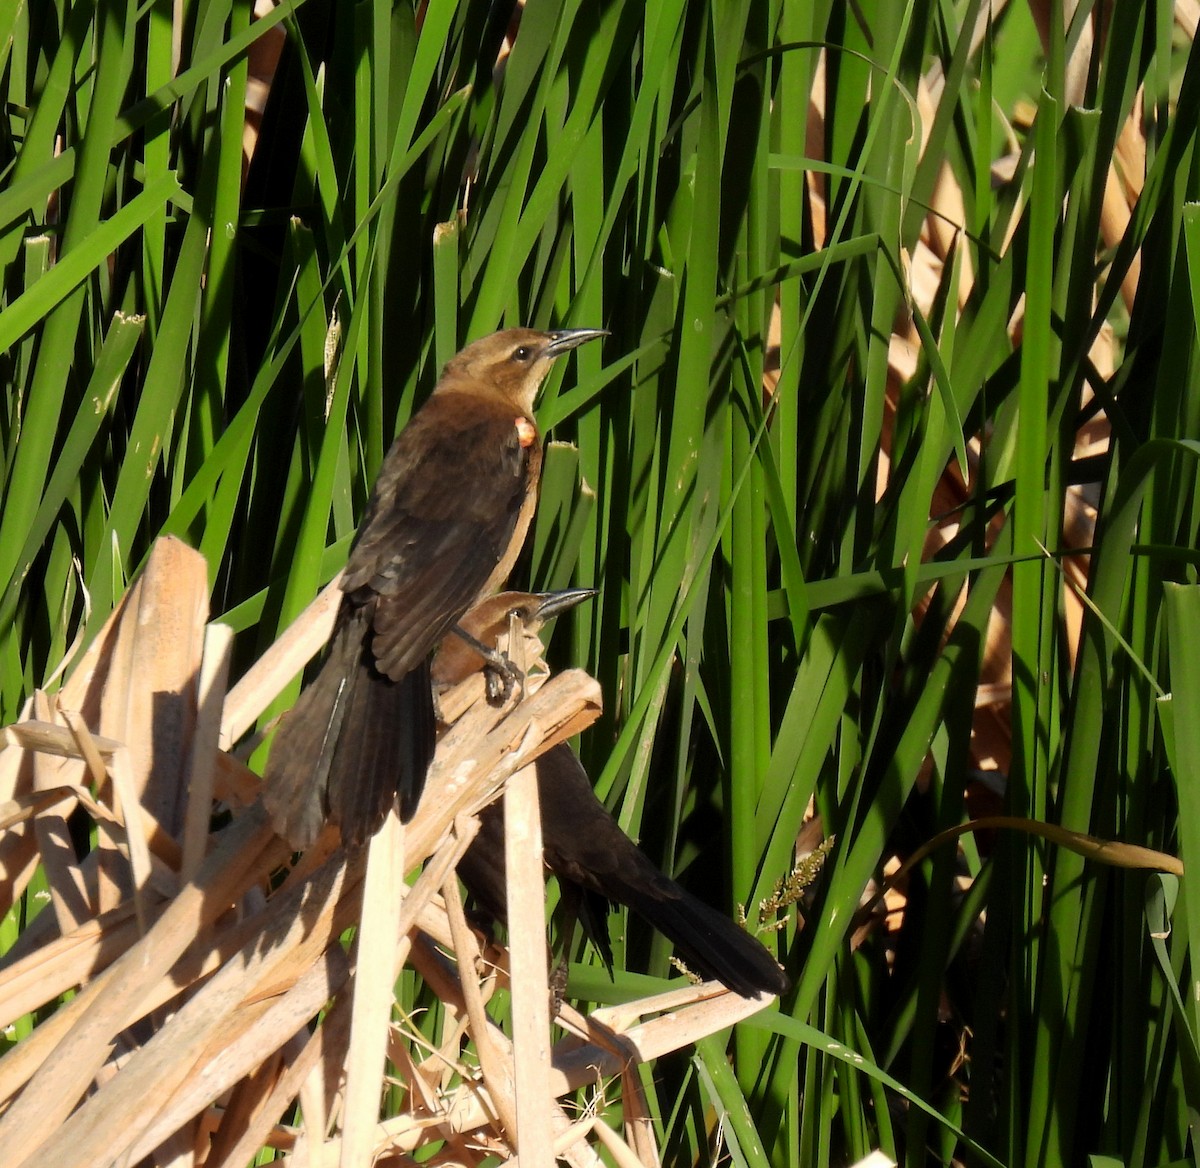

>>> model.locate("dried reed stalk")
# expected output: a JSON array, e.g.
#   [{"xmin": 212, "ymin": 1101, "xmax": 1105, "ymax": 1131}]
[{"xmin": 0, "ymin": 537, "xmax": 778, "ymax": 1168}]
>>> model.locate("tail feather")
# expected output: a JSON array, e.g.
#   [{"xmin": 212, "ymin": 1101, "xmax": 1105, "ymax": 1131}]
[
  {"xmin": 262, "ymin": 624, "xmax": 358, "ymax": 849},
  {"xmin": 455, "ymin": 744, "xmax": 790, "ymax": 999},
  {"xmin": 596, "ymin": 862, "xmax": 790, "ymax": 997},
  {"xmin": 263, "ymin": 608, "xmax": 436, "ymax": 849},
  {"xmin": 328, "ymin": 657, "xmax": 434, "ymax": 845}
]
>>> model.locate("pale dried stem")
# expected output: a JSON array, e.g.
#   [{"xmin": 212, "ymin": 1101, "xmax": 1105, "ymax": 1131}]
[{"xmin": 0, "ymin": 538, "xmax": 778, "ymax": 1167}]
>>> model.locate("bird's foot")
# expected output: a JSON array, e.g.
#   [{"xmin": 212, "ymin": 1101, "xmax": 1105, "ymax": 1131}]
[
  {"xmin": 484, "ymin": 653, "xmax": 524, "ymax": 704},
  {"xmin": 449, "ymin": 624, "xmax": 526, "ymax": 704}
]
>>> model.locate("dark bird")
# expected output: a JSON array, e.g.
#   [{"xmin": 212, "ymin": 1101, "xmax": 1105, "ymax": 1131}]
[
  {"xmin": 263, "ymin": 328, "xmax": 606, "ymax": 849},
  {"xmin": 430, "ymin": 593, "xmax": 789, "ymax": 1000},
  {"xmin": 456, "ymin": 740, "xmax": 791, "ymax": 1000}
]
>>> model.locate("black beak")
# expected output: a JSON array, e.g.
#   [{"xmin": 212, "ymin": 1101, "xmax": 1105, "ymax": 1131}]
[
  {"xmin": 543, "ymin": 328, "xmax": 608, "ymax": 357},
  {"xmin": 527, "ymin": 588, "xmax": 599, "ymax": 625}
]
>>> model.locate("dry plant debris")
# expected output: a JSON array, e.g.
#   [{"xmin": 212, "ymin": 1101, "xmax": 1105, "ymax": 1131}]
[{"xmin": 0, "ymin": 536, "xmax": 779, "ymax": 1168}]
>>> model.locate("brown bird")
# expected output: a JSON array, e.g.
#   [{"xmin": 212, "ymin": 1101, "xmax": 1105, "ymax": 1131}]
[
  {"xmin": 431, "ymin": 586, "xmax": 597, "ymax": 710},
  {"xmin": 263, "ymin": 328, "xmax": 606, "ymax": 849},
  {"xmin": 436, "ymin": 590, "xmax": 789, "ymax": 998}
]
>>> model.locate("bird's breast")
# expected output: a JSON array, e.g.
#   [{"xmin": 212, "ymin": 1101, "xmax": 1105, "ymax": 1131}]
[
  {"xmin": 514, "ymin": 416, "xmax": 537, "ymax": 448},
  {"xmin": 480, "ymin": 436, "xmax": 541, "ymax": 595}
]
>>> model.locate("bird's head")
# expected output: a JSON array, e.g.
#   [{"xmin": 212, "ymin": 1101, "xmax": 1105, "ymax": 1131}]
[
  {"xmin": 464, "ymin": 587, "xmax": 599, "ymax": 641},
  {"xmin": 431, "ymin": 587, "xmax": 598, "ymax": 692},
  {"xmin": 440, "ymin": 327, "xmax": 607, "ymax": 413}
]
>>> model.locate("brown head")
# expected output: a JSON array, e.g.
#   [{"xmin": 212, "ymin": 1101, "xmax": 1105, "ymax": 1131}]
[
  {"xmin": 437, "ymin": 327, "xmax": 607, "ymax": 414},
  {"xmin": 432, "ymin": 588, "xmax": 598, "ymax": 690}
]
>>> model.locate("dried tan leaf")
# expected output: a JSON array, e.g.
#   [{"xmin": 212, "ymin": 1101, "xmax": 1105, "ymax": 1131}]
[
  {"xmin": 591, "ymin": 1113, "xmax": 654, "ymax": 1168},
  {"xmin": 127, "ymin": 933, "xmax": 351, "ymax": 1165},
  {"xmin": 503, "ymin": 762, "xmax": 554, "ymax": 1168},
  {"xmin": 0, "ymin": 535, "xmax": 755, "ymax": 1168},
  {"xmin": 341, "ymin": 811, "xmax": 404, "ymax": 1168},
  {"xmin": 97, "ymin": 536, "xmax": 208, "ymax": 837},
  {"xmin": 181, "ymin": 622, "xmax": 234, "ymax": 881},
  {"xmin": 36, "ymin": 851, "xmax": 344, "ymax": 1168},
  {"xmin": 442, "ymin": 871, "xmax": 519, "ymax": 1142},
  {"xmin": 0, "ymin": 808, "xmax": 283, "ymax": 1164},
  {"xmin": 619, "ymin": 1060, "xmax": 659, "ymax": 1168},
  {"xmin": 0, "ymin": 820, "xmax": 40, "ymax": 921},
  {"xmin": 0, "ymin": 901, "xmax": 137, "ymax": 1031}
]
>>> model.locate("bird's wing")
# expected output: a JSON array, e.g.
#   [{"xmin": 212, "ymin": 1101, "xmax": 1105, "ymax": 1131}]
[
  {"xmin": 342, "ymin": 401, "xmax": 533, "ymax": 679},
  {"xmin": 262, "ymin": 607, "xmax": 436, "ymax": 845}
]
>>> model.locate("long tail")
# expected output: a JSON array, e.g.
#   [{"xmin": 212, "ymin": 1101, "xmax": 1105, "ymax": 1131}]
[
  {"xmin": 585, "ymin": 851, "xmax": 791, "ymax": 998},
  {"xmin": 263, "ymin": 608, "xmax": 435, "ymax": 849},
  {"xmin": 457, "ymin": 744, "xmax": 789, "ymax": 999},
  {"xmin": 536, "ymin": 744, "xmax": 789, "ymax": 998}
]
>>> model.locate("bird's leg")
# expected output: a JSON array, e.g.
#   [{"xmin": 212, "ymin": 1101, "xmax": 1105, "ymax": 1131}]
[
  {"xmin": 549, "ymin": 957, "xmax": 570, "ymax": 1018},
  {"xmin": 547, "ymin": 883, "xmax": 585, "ymax": 1019},
  {"xmin": 448, "ymin": 625, "xmax": 525, "ymax": 703}
]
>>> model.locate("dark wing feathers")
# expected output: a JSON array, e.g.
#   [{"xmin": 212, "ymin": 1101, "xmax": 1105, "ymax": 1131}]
[
  {"xmin": 326, "ymin": 652, "xmax": 435, "ymax": 841},
  {"xmin": 343, "ymin": 404, "xmax": 530, "ymax": 680},
  {"xmin": 263, "ymin": 608, "xmax": 437, "ymax": 847}
]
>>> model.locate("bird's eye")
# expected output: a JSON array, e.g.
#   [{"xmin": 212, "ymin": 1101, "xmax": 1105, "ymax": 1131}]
[{"xmin": 512, "ymin": 345, "xmax": 533, "ymax": 362}]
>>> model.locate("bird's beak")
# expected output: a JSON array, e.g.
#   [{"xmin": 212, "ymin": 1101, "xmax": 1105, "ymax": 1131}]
[
  {"xmin": 529, "ymin": 587, "xmax": 599, "ymax": 623},
  {"xmin": 543, "ymin": 328, "xmax": 608, "ymax": 357}
]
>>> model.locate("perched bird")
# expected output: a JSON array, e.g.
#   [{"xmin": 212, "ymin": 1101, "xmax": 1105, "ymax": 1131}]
[
  {"xmin": 456, "ymin": 740, "xmax": 791, "ymax": 1000},
  {"xmin": 432, "ymin": 592, "xmax": 788, "ymax": 999},
  {"xmin": 431, "ymin": 586, "xmax": 597, "ymax": 712},
  {"xmin": 263, "ymin": 328, "xmax": 606, "ymax": 849}
]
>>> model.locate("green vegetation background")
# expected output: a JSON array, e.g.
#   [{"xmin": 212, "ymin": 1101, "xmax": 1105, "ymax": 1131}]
[{"xmin": 3, "ymin": 2, "xmax": 1200, "ymax": 1165}]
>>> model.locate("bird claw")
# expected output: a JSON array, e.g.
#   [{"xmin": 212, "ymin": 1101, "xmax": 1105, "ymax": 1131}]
[
  {"xmin": 484, "ymin": 653, "xmax": 524, "ymax": 705},
  {"xmin": 449, "ymin": 624, "xmax": 527, "ymax": 705},
  {"xmin": 549, "ymin": 956, "xmax": 570, "ymax": 1017}
]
